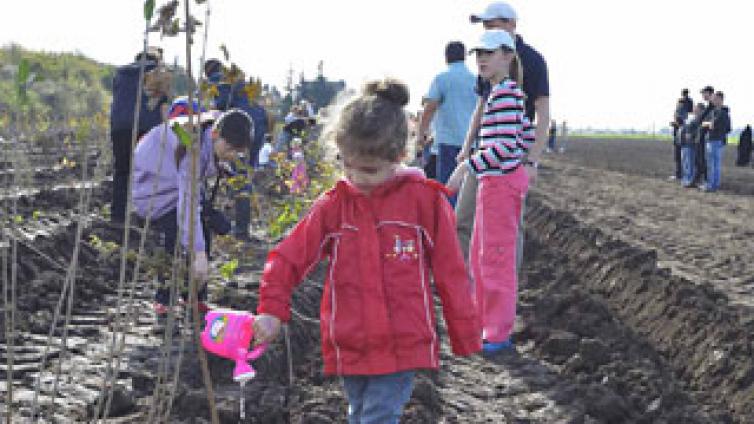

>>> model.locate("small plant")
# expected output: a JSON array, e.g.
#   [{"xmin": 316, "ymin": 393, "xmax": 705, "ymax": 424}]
[
  {"xmin": 218, "ymin": 258, "xmax": 238, "ymax": 281},
  {"xmin": 88, "ymin": 234, "xmax": 120, "ymax": 258}
]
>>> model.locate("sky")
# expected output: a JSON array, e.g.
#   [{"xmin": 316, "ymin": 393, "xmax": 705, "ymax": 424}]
[{"xmin": 1, "ymin": 0, "xmax": 752, "ymax": 130}]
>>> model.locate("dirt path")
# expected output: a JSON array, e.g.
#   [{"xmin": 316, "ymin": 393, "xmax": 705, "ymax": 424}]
[{"xmin": 537, "ymin": 139, "xmax": 754, "ymax": 308}]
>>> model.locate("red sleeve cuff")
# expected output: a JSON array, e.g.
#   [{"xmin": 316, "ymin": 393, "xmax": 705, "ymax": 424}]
[{"xmin": 257, "ymin": 299, "xmax": 291, "ymax": 323}]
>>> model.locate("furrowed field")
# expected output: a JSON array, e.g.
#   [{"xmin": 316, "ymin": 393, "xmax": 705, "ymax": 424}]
[{"xmin": 2, "ymin": 129, "xmax": 753, "ymax": 422}]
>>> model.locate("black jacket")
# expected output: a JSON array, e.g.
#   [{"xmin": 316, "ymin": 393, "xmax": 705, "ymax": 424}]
[
  {"xmin": 708, "ymin": 106, "xmax": 731, "ymax": 142},
  {"xmin": 698, "ymin": 103, "xmax": 715, "ymax": 142},
  {"xmin": 679, "ymin": 116, "xmax": 702, "ymax": 146}
]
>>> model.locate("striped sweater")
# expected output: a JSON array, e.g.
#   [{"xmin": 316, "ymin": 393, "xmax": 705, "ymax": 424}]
[{"xmin": 467, "ymin": 78, "xmax": 534, "ymax": 176}]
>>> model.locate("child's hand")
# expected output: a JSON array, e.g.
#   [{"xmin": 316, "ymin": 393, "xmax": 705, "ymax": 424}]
[
  {"xmin": 446, "ymin": 164, "xmax": 468, "ymax": 194},
  {"xmin": 456, "ymin": 149, "xmax": 470, "ymax": 164},
  {"xmin": 253, "ymin": 314, "xmax": 281, "ymax": 345}
]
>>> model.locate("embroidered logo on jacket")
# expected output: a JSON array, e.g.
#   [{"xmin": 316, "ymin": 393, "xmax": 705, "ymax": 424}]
[{"xmin": 386, "ymin": 235, "xmax": 419, "ymax": 261}]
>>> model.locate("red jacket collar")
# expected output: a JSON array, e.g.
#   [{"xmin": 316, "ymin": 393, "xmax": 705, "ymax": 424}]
[{"xmin": 336, "ymin": 166, "xmax": 433, "ymax": 197}]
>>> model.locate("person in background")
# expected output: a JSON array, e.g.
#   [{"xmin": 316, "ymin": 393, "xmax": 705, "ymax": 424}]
[
  {"xmin": 700, "ymin": 91, "xmax": 730, "ymax": 192},
  {"xmin": 457, "ymin": 1, "xmax": 549, "ymax": 272},
  {"xmin": 679, "ymin": 103, "xmax": 705, "ymax": 187},
  {"xmin": 547, "ymin": 120, "xmax": 557, "ymax": 152},
  {"xmin": 253, "ymin": 79, "xmax": 481, "ymax": 424},
  {"xmin": 204, "ymin": 58, "xmax": 223, "ymax": 85},
  {"xmin": 670, "ymin": 88, "xmax": 694, "ymax": 180},
  {"xmin": 418, "ymin": 41, "xmax": 477, "ymax": 198},
  {"xmin": 694, "ymin": 86, "xmax": 716, "ymax": 187},
  {"xmin": 559, "ymin": 120, "xmax": 568, "ymax": 153},
  {"xmin": 736, "ymin": 125, "xmax": 752, "ymax": 167},
  {"xmin": 233, "ymin": 93, "xmax": 269, "ymax": 241},
  {"xmin": 257, "ymin": 133, "xmax": 275, "ymax": 169},
  {"xmin": 132, "ymin": 106, "xmax": 252, "ymax": 315},
  {"xmin": 448, "ymin": 30, "xmax": 534, "ymax": 355},
  {"xmin": 109, "ymin": 47, "xmax": 170, "ymax": 224}
]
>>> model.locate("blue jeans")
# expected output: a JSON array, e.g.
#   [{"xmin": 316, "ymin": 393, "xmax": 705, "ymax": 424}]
[
  {"xmin": 680, "ymin": 145, "xmax": 696, "ymax": 186},
  {"xmin": 705, "ymin": 140, "xmax": 725, "ymax": 191},
  {"xmin": 437, "ymin": 144, "xmax": 461, "ymax": 206},
  {"xmin": 341, "ymin": 371, "xmax": 415, "ymax": 424}
]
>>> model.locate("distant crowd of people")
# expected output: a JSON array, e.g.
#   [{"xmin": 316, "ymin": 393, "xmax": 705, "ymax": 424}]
[{"xmin": 670, "ymin": 86, "xmax": 750, "ymax": 192}]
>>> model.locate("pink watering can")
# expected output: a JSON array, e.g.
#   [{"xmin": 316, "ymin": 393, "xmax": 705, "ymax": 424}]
[{"xmin": 201, "ymin": 309, "xmax": 267, "ymax": 383}]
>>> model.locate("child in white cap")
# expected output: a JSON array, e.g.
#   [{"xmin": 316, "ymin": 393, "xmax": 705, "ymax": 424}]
[{"xmin": 447, "ymin": 30, "xmax": 535, "ymax": 354}]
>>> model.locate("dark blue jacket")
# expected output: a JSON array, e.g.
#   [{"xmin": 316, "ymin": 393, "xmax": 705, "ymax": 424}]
[
  {"xmin": 110, "ymin": 61, "xmax": 165, "ymax": 136},
  {"xmin": 708, "ymin": 106, "xmax": 731, "ymax": 142}
]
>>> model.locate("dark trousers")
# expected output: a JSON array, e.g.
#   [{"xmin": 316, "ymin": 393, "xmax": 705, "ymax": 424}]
[
  {"xmin": 111, "ymin": 130, "xmax": 134, "ymax": 222},
  {"xmin": 421, "ymin": 144, "xmax": 437, "ymax": 180},
  {"xmin": 671, "ymin": 127, "xmax": 682, "ymax": 179},
  {"xmin": 436, "ymin": 144, "xmax": 462, "ymax": 184},
  {"xmin": 147, "ymin": 208, "xmax": 210, "ymax": 304},
  {"xmin": 233, "ymin": 157, "xmax": 258, "ymax": 239},
  {"xmin": 694, "ymin": 140, "xmax": 707, "ymax": 184},
  {"xmin": 737, "ymin": 138, "xmax": 752, "ymax": 166},
  {"xmin": 437, "ymin": 144, "xmax": 461, "ymax": 207}
]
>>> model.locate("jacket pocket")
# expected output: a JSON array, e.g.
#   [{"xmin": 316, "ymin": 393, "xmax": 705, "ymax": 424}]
[
  {"xmin": 325, "ymin": 230, "xmax": 367, "ymax": 353},
  {"xmin": 378, "ymin": 222, "xmax": 435, "ymax": 348}
]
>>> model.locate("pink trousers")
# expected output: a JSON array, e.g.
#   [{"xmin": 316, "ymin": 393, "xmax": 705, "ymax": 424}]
[{"xmin": 470, "ymin": 167, "xmax": 529, "ymax": 343}]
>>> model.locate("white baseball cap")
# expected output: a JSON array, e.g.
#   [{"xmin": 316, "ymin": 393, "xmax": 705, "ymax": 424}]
[
  {"xmin": 469, "ymin": 30, "xmax": 516, "ymax": 53},
  {"xmin": 470, "ymin": 2, "xmax": 518, "ymax": 23}
]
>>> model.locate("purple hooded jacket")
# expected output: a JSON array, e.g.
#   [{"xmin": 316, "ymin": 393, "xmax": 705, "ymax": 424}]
[{"xmin": 131, "ymin": 123, "xmax": 216, "ymax": 252}]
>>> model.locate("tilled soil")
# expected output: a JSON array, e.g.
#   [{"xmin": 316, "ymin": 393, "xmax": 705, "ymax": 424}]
[{"xmin": 2, "ymin": 137, "xmax": 752, "ymax": 423}]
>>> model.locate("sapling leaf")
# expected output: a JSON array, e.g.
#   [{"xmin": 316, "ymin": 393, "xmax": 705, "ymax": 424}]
[
  {"xmin": 219, "ymin": 259, "xmax": 238, "ymax": 281},
  {"xmin": 171, "ymin": 122, "xmax": 193, "ymax": 147},
  {"xmin": 220, "ymin": 44, "xmax": 230, "ymax": 61},
  {"xmin": 144, "ymin": 0, "xmax": 155, "ymax": 21}
]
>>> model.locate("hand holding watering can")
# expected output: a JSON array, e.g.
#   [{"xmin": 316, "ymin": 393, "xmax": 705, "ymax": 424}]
[
  {"xmin": 200, "ymin": 309, "xmax": 278, "ymax": 383},
  {"xmin": 253, "ymin": 314, "xmax": 282, "ymax": 344}
]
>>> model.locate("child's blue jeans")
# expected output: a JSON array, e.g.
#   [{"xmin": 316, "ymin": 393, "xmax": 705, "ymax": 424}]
[{"xmin": 341, "ymin": 370, "xmax": 415, "ymax": 424}]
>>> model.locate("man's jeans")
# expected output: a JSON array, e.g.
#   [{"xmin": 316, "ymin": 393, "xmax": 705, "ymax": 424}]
[
  {"xmin": 341, "ymin": 371, "xmax": 415, "ymax": 424},
  {"xmin": 705, "ymin": 140, "xmax": 725, "ymax": 191},
  {"xmin": 437, "ymin": 144, "xmax": 461, "ymax": 206},
  {"xmin": 680, "ymin": 145, "xmax": 696, "ymax": 186}
]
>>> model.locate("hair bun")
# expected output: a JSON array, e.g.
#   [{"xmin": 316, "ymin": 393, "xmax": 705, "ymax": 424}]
[{"xmin": 363, "ymin": 78, "xmax": 409, "ymax": 107}]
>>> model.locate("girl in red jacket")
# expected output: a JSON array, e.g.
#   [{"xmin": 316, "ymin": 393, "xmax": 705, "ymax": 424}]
[{"xmin": 253, "ymin": 79, "xmax": 481, "ymax": 423}]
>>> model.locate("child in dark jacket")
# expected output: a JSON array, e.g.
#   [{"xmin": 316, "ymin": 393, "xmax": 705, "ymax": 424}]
[{"xmin": 253, "ymin": 78, "xmax": 481, "ymax": 424}]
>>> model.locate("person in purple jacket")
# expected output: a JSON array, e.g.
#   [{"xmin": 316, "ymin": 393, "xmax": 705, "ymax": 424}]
[{"xmin": 132, "ymin": 104, "xmax": 252, "ymax": 314}]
